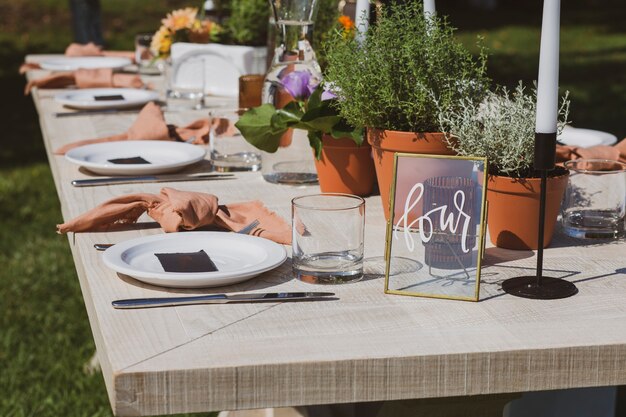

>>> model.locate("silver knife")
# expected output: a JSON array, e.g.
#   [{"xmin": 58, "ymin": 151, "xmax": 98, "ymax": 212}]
[
  {"xmin": 112, "ymin": 292, "xmax": 336, "ymax": 309},
  {"xmin": 55, "ymin": 109, "xmax": 144, "ymax": 118},
  {"xmin": 72, "ymin": 173, "xmax": 235, "ymax": 187}
]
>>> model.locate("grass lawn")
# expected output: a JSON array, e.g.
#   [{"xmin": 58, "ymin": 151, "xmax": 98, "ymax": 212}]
[{"xmin": 0, "ymin": 1, "xmax": 624, "ymax": 416}]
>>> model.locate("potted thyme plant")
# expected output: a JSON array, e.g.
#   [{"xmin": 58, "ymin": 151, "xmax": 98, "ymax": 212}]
[
  {"xmin": 235, "ymin": 69, "xmax": 377, "ymax": 196},
  {"xmin": 439, "ymin": 83, "xmax": 571, "ymax": 250},
  {"xmin": 323, "ymin": 1, "xmax": 489, "ymax": 218}
]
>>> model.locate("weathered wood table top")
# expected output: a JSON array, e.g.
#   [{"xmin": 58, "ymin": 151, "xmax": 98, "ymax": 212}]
[{"xmin": 27, "ymin": 55, "xmax": 626, "ymax": 416}]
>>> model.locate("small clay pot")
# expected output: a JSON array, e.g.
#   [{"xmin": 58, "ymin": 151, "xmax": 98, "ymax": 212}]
[
  {"xmin": 313, "ymin": 135, "xmax": 376, "ymax": 196},
  {"xmin": 367, "ymin": 129, "xmax": 455, "ymax": 219},
  {"xmin": 486, "ymin": 167, "xmax": 569, "ymax": 250}
]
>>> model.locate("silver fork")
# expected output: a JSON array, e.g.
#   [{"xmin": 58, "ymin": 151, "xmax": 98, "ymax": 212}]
[
  {"xmin": 236, "ymin": 219, "xmax": 260, "ymax": 235},
  {"xmin": 94, "ymin": 220, "xmax": 261, "ymax": 251}
]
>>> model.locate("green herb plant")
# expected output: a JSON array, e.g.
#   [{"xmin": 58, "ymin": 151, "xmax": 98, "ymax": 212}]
[
  {"xmin": 438, "ymin": 82, "xmax": 570, "ymax": 177},
  {"xmin": 225, "ymin": 0, "xmax": 269, "ymax": 46},
  {"xmin": 323, "ymin": 1, "xmax": 489, "ymax": 132}
]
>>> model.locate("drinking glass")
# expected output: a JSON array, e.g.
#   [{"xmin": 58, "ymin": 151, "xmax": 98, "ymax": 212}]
[
  {"xmin": 260, "ymin": 0, "xmax": 322, "ymax": 185},
  {"xmin": 292, "ymin": 194, "xmax": 365, "ymax": 284},
  {"xmin": 134, "ymin": 33, "xmax": 159, "ymax": 74},
  {"xmin": 166, "ymin": 55, "xmax": 206, "ymax": 110},
  {"xmin": 208, "ymin": 108, "xmax": 262, "ymax": 172},
  {"xmin": 562, "ymin": 159, "xmax": 626, "ymax": 238}
]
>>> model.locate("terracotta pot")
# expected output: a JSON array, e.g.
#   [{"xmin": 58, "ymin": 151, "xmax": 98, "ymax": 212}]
[
  {"xmin": 367, "ymin": 129, "xmax": 455, "ymax": 219},
  {"xmin": 486, "ymin": 167, "xmax": 569, "ymax": 250},
  {"xmin": 313, "ymin": 135, "xmax": 376, "ymax": 196}
]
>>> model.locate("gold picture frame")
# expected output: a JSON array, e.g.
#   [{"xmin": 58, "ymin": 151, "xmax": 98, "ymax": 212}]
[{"xmin": 384, "ymin": 153, "xmax": 489, "ymax": 302}]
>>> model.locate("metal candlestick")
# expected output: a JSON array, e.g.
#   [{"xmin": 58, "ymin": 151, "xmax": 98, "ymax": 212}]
[{"xmin": 500, "ymin": 132, "xmax": 578, "ymax": 299}]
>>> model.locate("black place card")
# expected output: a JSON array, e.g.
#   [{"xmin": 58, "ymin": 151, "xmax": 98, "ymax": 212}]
[
  {"xmin": 107, "ymin": 156, "xmax": 151, "ymax": 164},
  {"xmin": 94, "ymin": 94, "xmax": 125, "ymax": 101},
  {"xmin": 155, "ymin": 249, "xmax": 218, "ymax": 273}
]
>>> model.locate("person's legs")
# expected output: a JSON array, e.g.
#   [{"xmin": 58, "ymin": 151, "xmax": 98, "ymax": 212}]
[{"xmin": 69, "ymin": 0, "xmax": 104, "ymax": 45}]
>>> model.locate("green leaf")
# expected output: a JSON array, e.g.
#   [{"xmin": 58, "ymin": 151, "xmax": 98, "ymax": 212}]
[
  {"xmin": 234, "ymin": 104, "xmax": 287, "ymax": 153},
  {"xmin": 306, "ymin": 86, "xmax": 323, "ymax": 111},
  {"xmin": 299, "ymin": 100, "xmax": 341, "ymax": 133},
  {"xmin": 271, "ymin": 107, "xmax": 302, "ymax": 130},
  {"xmin": 283, "ymin": 100, "xmax": 305, "ymax": 117},
  {"xmin": 308, "ymin": 130, "xmax": 323, "ymax": 160},
  {"xmin": 331, "ymin": 119, "xmax": 364, "ymax": 146}
]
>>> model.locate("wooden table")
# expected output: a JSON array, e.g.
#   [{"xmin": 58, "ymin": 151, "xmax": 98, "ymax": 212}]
[{"xmin": 27, "ymin": 57, "xmax": 626, "ymax": 416}]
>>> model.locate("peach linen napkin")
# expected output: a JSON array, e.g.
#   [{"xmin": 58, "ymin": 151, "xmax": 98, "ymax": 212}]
[
  {"xmin": 56, "ymin": 187, "xmax": 292, "ymax": 245},
  {"xmin": 54, "ymin": 102, "xmax": 227, "ymax": 155},
  {"xmin": 24, "ymin": 68, "xmax": 145, "ymax": 95},
  {"xmin": 20, "ymin": 42, "xmax": 135, "ymax": 73},
  {"xmin": 556, "ymin": 140, "xmax": 626, "ymax": 163}
]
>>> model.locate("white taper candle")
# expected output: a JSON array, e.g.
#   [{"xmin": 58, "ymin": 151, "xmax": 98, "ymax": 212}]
[
  {"xmin": 535, "ymin": 0, "xmax": 560, "ymax": 134},
  {"xmin": 424, "ymin": 0, "xmax": 436, "ymax": 17},
  {"xmin": 355, "ymin": 0, "xmax": 370, "ymax": 43}
]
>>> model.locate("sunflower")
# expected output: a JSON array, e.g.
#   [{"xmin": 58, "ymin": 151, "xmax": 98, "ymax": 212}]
[
  {"xmin": 151, "ymin": 25, "xmax": 173, "ymax": 57},
  {"xmin": 161, "ymin": 7, "xmax": 198, "ymax": 31}
]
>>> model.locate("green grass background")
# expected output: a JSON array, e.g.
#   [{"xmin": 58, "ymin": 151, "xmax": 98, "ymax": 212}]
[{"xmin": 1, "ymin": 1, "xmax": 624, "ymax": 416}]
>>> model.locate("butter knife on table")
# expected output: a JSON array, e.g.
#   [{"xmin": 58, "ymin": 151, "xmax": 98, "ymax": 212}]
[
  {"xmin": 72, "ymin": 173, "xmax": 235, "ymax": 187},
  {"xmin": 112, "ymin": 292, "xmax": 336, "ymax": 309}
]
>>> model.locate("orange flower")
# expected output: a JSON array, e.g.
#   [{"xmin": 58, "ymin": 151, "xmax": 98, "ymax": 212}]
[{"xmin": 338, "ymin": 15, "xmax": 355, "ymax": 31}]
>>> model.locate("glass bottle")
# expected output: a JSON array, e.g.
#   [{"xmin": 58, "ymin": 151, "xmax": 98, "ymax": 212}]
[{"xmin": 261, "ymin": 0, "xmax": 322, "ymax": 184}]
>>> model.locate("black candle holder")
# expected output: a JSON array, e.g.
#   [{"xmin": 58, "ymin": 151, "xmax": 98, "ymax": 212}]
[{"xmin": 500, "ymin": 132, "xmax": 578, "ymax": 299}]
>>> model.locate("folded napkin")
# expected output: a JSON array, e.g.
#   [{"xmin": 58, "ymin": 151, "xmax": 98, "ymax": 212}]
[
  {"xmin": 24, "ymin": 68, "xmax": 145, "ymax": 95},
  {"xmin": 66, "ymin": 42, "xmax": 135, "ymax": 61},
  {"xmin": 54, "ymin": 102, "xmax": 212, "ymax": 154},
  {"xmin": 56, "ymin": 187, "xmax": 292, "ymax": 245},
  {"xmin": 20, "ymin": 43, "xmax": 135, "ymax": 74},
  {"xmin": 556, "ymin": 140, "xmax": 626, "ymax": 163}
]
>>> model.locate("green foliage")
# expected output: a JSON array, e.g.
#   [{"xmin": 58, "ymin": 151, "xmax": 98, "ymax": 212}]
[
  {"xmin": 236, "ymin": 87, "xmax": 362, "ymax": 159},
  {"xmin": 312, "ymin": 0, "xmax": 340, "ymax": 68},
  {"xmin": 323, "ymin": 1, "xmax": 489, "ymax": 132},
  {"xmin": 439, "ymin": 82, "xmax": 570, "ymax": 176},
  {"xmin": 225, "ymin": 0, "xmax": 270, "ymax": 46},
  {"xmin": 219, "ymin": 0, "xmax": 338, "ymax": 47}
]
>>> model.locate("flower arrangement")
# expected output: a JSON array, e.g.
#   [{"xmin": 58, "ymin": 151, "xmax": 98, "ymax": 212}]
[
  {"xmin": 235, "ymin": 70, "xmax": 362, "ymax": 158},
  {"xmin": 438, "ymin": 82, "xmax": 570, "ymax": 177},
  {"xmin": 151, "ymin": 7, "xmax": 223, "ymax": 59}
]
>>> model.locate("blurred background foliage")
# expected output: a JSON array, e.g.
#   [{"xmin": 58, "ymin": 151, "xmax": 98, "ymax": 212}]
[{"xmin": 0, "ymin": 0, "xmax": 624, "ymax": 416}]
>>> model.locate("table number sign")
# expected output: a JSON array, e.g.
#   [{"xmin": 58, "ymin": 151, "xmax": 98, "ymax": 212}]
[{"xmin": 384, "ymin": 153, "xmax": 488, "ymax": 301}]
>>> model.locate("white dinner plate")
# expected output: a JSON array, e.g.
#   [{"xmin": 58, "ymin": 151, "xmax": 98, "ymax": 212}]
[
  {"xmin": 557, "ymin": 126, "xmax": 618, "ymax": 148},
  {"xmin": 102, "ymin": 232, "xmax": 287, "ymax": 288},
  {"xmin": 54, "ymin": 88, "xmax": 159, "ymax": 110},
  {"xmin": 40, "ymin": 56, "xmax": 132, "ymax": 71},
  {"xmin": 65, "ymin": 140, "xmax": 206, "ymax": 175}
]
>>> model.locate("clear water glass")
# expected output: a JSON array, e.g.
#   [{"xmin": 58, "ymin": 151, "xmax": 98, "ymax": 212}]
[
  {"xmin": 165, "ymin": 56, "xmax": 206, "ymax": 110},
  {"xmin": 208, "ymin": 108, "xmax": 262, "ymax": 172},
  {"xmin": 134, "ymin": 33, "xmax": 160, "ymax": 74},
  {"xmin": 562, "ymin": 159, "xmax": 626, "ymax": 238},
  {"xmin": 261, "ymin": 0, "xmax": 322, "ymax": 184},
  {"xmin": 292, "ymin": 194, "xmax": 365, "ymax": 284}
]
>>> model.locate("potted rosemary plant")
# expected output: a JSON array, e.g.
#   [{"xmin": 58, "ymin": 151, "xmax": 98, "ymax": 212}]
[
  {"xmin": 323, "ymin": 1, "xmax": 489, "ymax": 218},
  {"xmin": 439, "ymin": 83, "xmax": 570, "ymax": 250}
]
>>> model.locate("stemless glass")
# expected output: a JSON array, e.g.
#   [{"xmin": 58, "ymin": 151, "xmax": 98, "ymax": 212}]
[
  {"xmin": 134, "ymin": 33, "xmax": 159, "ymax": 74},
  {"xmin": 292, "ymin": 194, "xmax": 365, "ymax": 284},
  {"xmin": 208, "ymin": 108, "xmax": 262, "ymax": 172},
  {"xmin": 562, "ymin": 159, "xmax": 626, "ymax": 238}
]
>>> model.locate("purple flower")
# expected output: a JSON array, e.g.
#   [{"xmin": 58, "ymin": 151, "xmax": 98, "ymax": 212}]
[
  {"xmin": 280, "ymin": 70, "xmax": 319, "ymax": 101},
  {"xmin": 321, "ymin": 90, "xmax": 337, "ymax": 101}
]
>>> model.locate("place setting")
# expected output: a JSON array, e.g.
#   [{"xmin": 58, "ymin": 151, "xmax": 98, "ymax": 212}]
[{"xmin": 54, "ymin": 87, "xmax": 159, "ymax": 111}]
